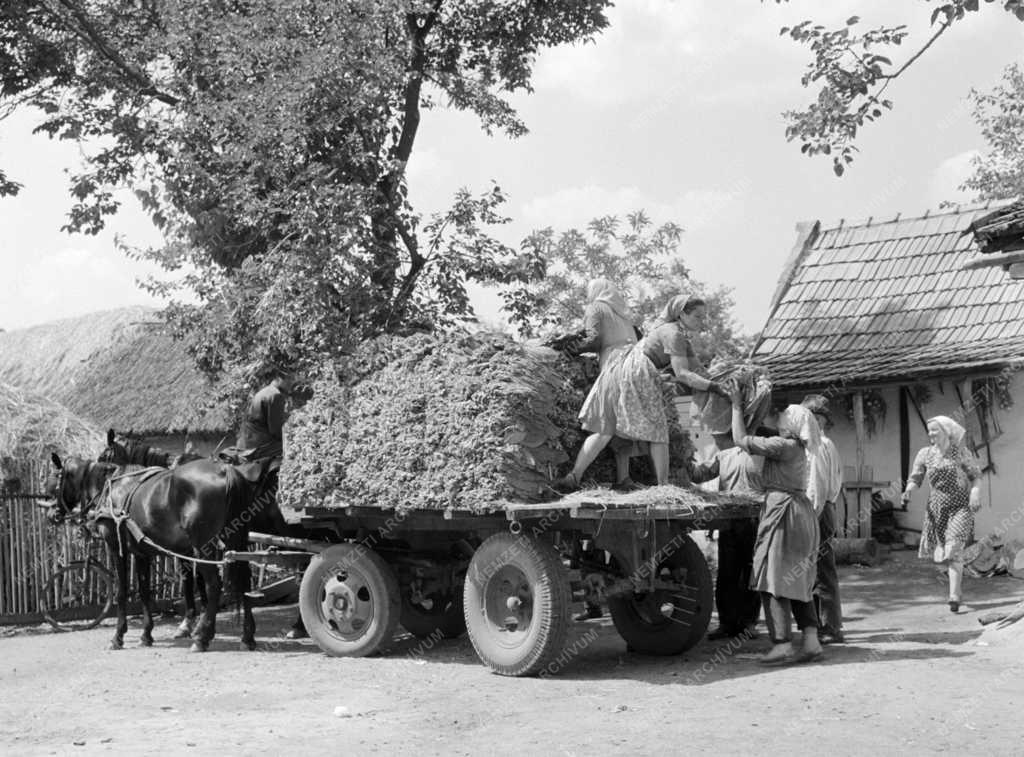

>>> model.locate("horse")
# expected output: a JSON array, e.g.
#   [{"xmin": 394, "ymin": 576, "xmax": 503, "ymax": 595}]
[
  {"xmin": 44, "ymin": 452, "xmax": 282, "ymax": 652},
  {"xmin": 99, "ymin": 429, "xmax": 208, "ymax": 638}
]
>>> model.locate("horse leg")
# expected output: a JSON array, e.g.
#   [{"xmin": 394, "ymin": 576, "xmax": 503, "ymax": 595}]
[
  {"xmin": 137, "ymin": 554, "xmax": 155, "ymax": 646},
  {"xmin": 103, "ymin": 527, "xmax": 129, "ymax": 651},
  {"xmin": 174, "ymin": 562, "xmax": 197, "ymax": 639},
  {"xmin": 237, "ymin": 561, "xmax": 257, "ymax": 651},
  {"xmin": 190, "ymin": 562, "xmax": 220, "ymax": 653}
]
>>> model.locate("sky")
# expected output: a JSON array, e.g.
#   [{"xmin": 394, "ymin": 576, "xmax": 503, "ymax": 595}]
[{"xmin": 2, "ymin": 0, "xmax": 1023, "ymax": 336}]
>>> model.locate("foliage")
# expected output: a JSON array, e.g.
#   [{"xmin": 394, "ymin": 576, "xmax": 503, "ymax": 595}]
[
  {"xmin": 963, "ymin": 62, "xmax": 1024, "ymax": 201},
  {"xmin": 0, "ymin": 0, "xmax": 611, "ymax": 380},
  {"xmin": 280, "ymin": 329, "xmax": 695, "ymax": 511},
  {"xmin": 503, "ymin": 212, "xmax": 748, "ymax": 364},
  {"xmin": 770, "ymin": 0, "xmax": 1024, "ymax": 176},
  {"xmin": 842, "ymin": 389, "xmax": 887, "ymax": 438}
]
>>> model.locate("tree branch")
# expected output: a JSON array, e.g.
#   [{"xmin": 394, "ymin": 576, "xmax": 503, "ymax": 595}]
[
  {"xmin": 881, "ymin": 19, "xmax": 952, "ymax": 80},
  {"xmin": 49, "ymin": 0, "xmax": 180, "ymax": 106}
]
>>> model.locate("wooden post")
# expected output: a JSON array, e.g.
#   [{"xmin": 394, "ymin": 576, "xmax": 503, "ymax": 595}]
[
  {"xmin": 853, "ymin": 392, "xmax": 868, "ymax": 539},
  {"xmin": 899, "ymin": 386, "xmax": 910, "ymax": 491}
]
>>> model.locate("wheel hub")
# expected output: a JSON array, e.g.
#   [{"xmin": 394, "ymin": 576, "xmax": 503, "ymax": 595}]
[
  {"xmin": 485, "ymin": 567, "xmax": 533, "ymax": 638},
  {"xmin": 320, "ymin": 571, "xmax": 374, "ymax": 639}
]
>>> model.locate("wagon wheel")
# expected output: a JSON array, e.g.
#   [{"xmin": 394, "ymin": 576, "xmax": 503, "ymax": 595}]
[
  {"xmin": 299, "ymin": 543, "xmax": 400, "ymax": 657},
  {"xmin": 42, "ymin": 560, "xmax": 115, "ymax": 631},
  {"xmin": 401, "ymin": 586, "xmax": 466, "ymax": 640},
  {"xmin": 607, "ymin": 533, "xmax": 712, "ymax": 655},
  {"xmin": 463, "ymin": 533, "xmax": 572, "ymax": 677}
]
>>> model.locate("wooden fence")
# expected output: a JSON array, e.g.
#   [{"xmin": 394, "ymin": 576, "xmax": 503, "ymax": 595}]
[{"xmin": 0, "ymin": 460, "xmax": 180, "ymax": 625}]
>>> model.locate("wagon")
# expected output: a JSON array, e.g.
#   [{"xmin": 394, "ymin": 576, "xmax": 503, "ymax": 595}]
[{"xmin": 227, "ymin": 487, "xmax": 759, "ymax": 677}]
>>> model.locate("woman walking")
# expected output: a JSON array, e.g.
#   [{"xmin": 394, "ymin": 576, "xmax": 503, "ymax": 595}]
[
  {"xmin": 731, "ymin": 390, "xmax": 822, "ymax": 665},
  {"xmin": 901, "ymin": 416, "xmax": 982, "ymax": 612}
]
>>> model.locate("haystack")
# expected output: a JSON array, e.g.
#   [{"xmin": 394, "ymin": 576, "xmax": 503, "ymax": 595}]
[
  {"xmin": 280, "ymin": 331, "xmax": 694, "ymax": 513},
  {"xmin": 0, "ymin": 382, "xmax": 105, "ymax": 490}
]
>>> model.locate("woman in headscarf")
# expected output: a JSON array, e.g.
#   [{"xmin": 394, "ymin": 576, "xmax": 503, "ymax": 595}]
[
  {"xmin": 901, "ymin": 416, "xmax": 982, "ymax": 612},
  {"xmin": 554, "ymin": 279, "xmax": 639, "ymax": 492},
  {"xmin": 555, "ymin": 294, "xmax": 726, "ymax": 492},
  {"xmin": 731, "ymin": 391, "xmax": 822, "ymax": 665}
]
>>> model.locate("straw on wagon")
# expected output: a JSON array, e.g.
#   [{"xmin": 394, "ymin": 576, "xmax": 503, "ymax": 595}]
[{"xmin": 280, "ymin": 331, "xmax": 695, "ymax": 514}]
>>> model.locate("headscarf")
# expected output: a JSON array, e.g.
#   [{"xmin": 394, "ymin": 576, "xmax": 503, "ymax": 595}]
[
  {"xmin": 658, "ymin": 294, "xmax": 689, "ymax": 325},
  {"xmin": 778, "ymin": 404, "xmax": 821, "ymax": 457},
  {"xmin": 927, "ymin": 415, "xmax": 966, "ymax": 453},
  {"xmin": 586, "ymin": 278, "xmax": 633, "ymax": 321}
]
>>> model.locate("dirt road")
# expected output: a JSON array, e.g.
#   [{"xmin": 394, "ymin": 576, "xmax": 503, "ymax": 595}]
[{"xmin": 3, "ymin": 550, "xmax": 1023, "ymax": 756}]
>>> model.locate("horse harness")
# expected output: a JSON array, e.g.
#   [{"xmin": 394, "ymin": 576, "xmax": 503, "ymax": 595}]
[{"xmin": 86, "ymin": 466, "xmax": 228, "ymax": 566}]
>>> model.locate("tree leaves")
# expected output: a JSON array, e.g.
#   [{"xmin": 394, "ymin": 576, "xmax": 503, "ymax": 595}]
[
  {"xmin": 781, "ymin": 1, "xmax": 1023, "ymax": 175},
  {"xmin": 0, "ymin": 0, "xmax": 612, "ymax": 383}
]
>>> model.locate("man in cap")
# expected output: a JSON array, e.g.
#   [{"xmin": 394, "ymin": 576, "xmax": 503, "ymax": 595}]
[{"xmin": 802, "ymin": 394, "xmax": 845, "ymax": 643}]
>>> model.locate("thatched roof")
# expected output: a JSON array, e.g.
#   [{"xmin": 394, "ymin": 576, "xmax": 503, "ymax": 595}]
[
  {"xmin": 0, "ymin": 381, "xmax": 104, "ymax": 460},
  {"xmin": 754, "ymin": 203, "xmax": 1024, "ymax": 388},
  {"xmin": 0, "ymin": 307, "xmax": 231, "ymax": 436}
]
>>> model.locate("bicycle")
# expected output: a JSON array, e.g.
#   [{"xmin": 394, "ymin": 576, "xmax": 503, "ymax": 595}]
[{"xmin": 41, "ymin": 550, "xmax": 115, "ymax": 632}]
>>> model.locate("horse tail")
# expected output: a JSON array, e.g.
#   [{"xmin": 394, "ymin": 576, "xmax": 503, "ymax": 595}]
[{"xmin": 220, "ymin": 465, "xmax": 253, "ymax": 612}]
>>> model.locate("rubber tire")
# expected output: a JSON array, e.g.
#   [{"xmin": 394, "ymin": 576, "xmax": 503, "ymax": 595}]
[
  {"xmin": 463, "ymin": 533, "xmax": 572, "ymax": 677},
  {"xmin": 607, "ymin": 533, "xmax": 713, "ymax": 655},
  {"xmin": 42, "ymin": 561, "xmax": 115, "ymax": 631},
  {"xmin": 299, "ymin": 543, "xmax": 400, "ymax": 657},
  {"xmin": 401, "ymin": 588, "xmax": 466, "ymax": 639}
]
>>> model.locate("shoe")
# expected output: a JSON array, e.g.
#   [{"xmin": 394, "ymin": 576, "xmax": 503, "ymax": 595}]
[
  {"xmin": 612, "ymin": 477, "xmax": 645, "ymax": 493},
  {"xmin": 758, "ymin": 643, "xmax": 796, "ymax": 666},
  {"xmin": 707, "ymin": 626, "xmax": 735, "ymax": 641},
  {"xmin": 949, "ymin": 601, "xmax": 960, "ymax": 613},
  {"xmin": 818, "ymin": 628, "xmax": 845, "ymax": 645},
  {"xmin": 553, "ymin": 473, "xmax": 580, "ymax": 494},
  {"xmin": 574, "ymin": 605, "xmax": 602, "ymax": 622},
  {"xmin": 796, "ymin": 649, "xmax": 824, "ymax": 664}
]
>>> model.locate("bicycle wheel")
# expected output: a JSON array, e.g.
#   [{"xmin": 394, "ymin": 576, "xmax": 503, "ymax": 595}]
[{"xmin": 42, "ymin": 560, "xmax": 115, "ymax": 631}]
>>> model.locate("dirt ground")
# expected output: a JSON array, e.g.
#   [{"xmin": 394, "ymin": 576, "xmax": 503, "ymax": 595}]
[{"xmin": 3, "ymin": 549, "xmax": 1024, "ymax": 757}]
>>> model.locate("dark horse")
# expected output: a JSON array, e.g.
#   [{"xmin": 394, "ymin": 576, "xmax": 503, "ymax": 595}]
[
  {"xmin": 99, "ymin": 429, "xmax": 207, "ymax": 638},
  {"xmin": 45, "ymin": 452, "xmax": 282, "ymax": 651}
]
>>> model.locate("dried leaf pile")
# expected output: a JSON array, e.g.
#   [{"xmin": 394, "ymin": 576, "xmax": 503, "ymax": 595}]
[{"xmin": 280, "ymin": 331, "xmax": 694, "ymax": 513}]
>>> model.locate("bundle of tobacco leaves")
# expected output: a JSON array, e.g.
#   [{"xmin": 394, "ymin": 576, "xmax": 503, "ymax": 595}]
[{"xmin": 279, "ymin": 331, "xmax": 693, "ymax": 513}]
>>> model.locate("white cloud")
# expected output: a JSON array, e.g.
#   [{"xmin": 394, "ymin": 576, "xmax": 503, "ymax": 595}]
[
  {"xmin": 925, "ymin": 150, "xmax": 979, "ymax": 208},
  {"xmin": 520, "ymin": 181, "xmax": 751, "ymax": 234},
  {"xmin": 2, "ymin": 245, "xmax": 164, "ymax": 330}
]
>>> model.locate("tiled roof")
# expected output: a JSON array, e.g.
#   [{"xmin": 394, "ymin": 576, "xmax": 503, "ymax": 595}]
[
  {"xmin": 753, "ymin": 204, "xmax": 1024, "ymax": 388},
  {"xmin": 969, "ymin": 199, "xmax": 1024, "ymax": 252}
]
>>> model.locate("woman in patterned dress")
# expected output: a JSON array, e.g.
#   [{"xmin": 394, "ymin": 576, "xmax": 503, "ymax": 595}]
[
  {"xmin": 569, "ymin": 279, "xmax": 640, "ymax": 487},
  {"xmin": 901, "ymin": 416, "xmax": 982, "ymax": 612},
  {"xmin": 555, "ymin": 294, "xmax": 726, "ymax": 491},
  {"xmin": 731, "ymin": 396, "xmax": 823, "ymax": 665}
]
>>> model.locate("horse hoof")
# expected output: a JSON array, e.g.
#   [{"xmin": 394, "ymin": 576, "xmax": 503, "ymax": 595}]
[
  {"xmin": 109, "ymin": 640, "xmax": 124, "ymax": 651},
  {"xmin": 189, "ymin": 642, "xmax": 208, "ymax": 653},
  {"xmin": 140, "ymin": 636, "xmax": 153, "ymax": 647},
  {"xmin": 172, "ymin": 628, "xmax": 191, "ymax": 640},
  {"xmin": 240, "ymin": 640, "xmax": 257, "ymax": 652}
]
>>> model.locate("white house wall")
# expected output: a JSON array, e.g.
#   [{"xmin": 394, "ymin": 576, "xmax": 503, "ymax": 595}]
[{"xmin": 825, "ymin": 376, "xmax": 1024, "ymax": 545}]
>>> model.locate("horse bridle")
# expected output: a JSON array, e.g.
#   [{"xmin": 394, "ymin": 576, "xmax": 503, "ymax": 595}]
[{"xmin": 51, "ymin": 461, "xmax": 109, "ymax": 524}]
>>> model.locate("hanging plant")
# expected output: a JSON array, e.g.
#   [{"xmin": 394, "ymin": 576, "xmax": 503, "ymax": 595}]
[
  {"xmin": 842, "ymin": 390, "xmax": 888, "ymax": 438},
  {"xmin": 994, "ymin": 373, "xmax": 1015, "ymax": 411},
  {"xmin": 910, "ymin": 383, "xmax": 932, "ymax": 407}
]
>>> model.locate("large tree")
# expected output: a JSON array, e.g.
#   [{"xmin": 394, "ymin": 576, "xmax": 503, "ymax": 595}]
[
  {"xmin": 0, "ymin": 0, "xmax": 610, "ymax": 379},
  {"xmin": 774, "ymin": 0, "xmax": 1024, "ymax": 176},
  {"xmin": 505, "ymin": 212, "xmax": 749, "ymax": 364}
]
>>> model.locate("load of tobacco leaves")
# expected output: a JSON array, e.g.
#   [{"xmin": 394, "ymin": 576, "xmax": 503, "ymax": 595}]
[{"xmin": 279, "ymin": 331, "xmax": 693, "ymax": 513}]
